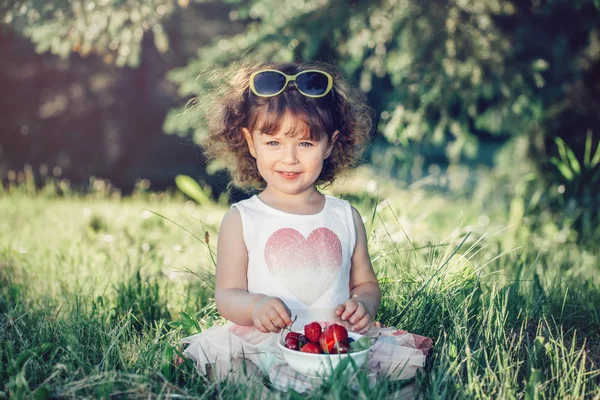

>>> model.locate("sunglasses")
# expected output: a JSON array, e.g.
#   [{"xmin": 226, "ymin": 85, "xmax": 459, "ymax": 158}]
[{"xmin": 249, "ymin": 69, "xmax": 333, "ymax": 98}]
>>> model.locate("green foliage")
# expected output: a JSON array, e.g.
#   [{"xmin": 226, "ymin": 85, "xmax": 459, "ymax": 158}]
[
  {"xmin": 3, "ymin": 171, "xmax": 598, "ymax": 397},
  {"xmin": 174, "ymin": 174, "xmax": 212, "ymax": 206},
  {"xmin": 3, "ymin": 0, "xmax": 178, "ymax": 66},
  {"xmin": 163, "ymin": 0, "xmax": 599, "ymax": 162},
  {"xmin": 0, "ymin": 262, "xmax": 23, "ymax": 314},
  {"xmin": 547, "ymin": 133, "xmax": 600, "ymax": 235},
  {"xmin": 491, "ymin": 133, "xmax": 600, "ymax": 244},
  {"xmin": 550, "ymin": 133, "xmax": 600, "ymax": 187},
  {"xmin": 112, "ymin": 269, "xmax": 171, "ymax": 332},
  {"xmin": 5, "ymin": 0, "xmax": 598, "ymax": 164}
]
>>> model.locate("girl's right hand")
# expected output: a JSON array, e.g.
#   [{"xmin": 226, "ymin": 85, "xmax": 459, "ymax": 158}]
[{"xmin": 252, "ymin": 296, "xmax": 292, "ymax": 333}]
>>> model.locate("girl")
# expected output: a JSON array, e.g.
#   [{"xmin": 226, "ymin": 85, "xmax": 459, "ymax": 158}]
[{"xmin": 181, "ymin": 61, "xmax": 432, "ymax": 392}]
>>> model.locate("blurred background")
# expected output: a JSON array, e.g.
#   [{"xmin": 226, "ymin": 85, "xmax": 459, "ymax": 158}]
[{"xmin": 1, "ymin": 0, "xmax": 599, "ymax": 236}]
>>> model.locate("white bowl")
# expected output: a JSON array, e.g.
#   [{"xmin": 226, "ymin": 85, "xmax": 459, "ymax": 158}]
[{"xmin": 277, "ymin": 332, "xmax": 370, "ymax": 377}]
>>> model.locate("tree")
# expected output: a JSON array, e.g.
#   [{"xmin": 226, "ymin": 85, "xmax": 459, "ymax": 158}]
[
  {"xmin": 0, "ymin": 0, "xmax": 218, "ymax": 191},
  {"xmin": 6, "ymin": 0, "xmax": 598, "ymax": 164},
  {"xmin": 2, "ymin": 0, "xmax": 177, "ymax": 67},
  {"xmin": 164, "ymin": 0, "xmax": 598, "ymax": 161},
  {"xmin": 4, "ymin": 0, "xmax": 600, "ymax": 226}
]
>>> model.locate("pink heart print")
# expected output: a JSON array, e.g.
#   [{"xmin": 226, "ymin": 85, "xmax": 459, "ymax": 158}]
[{"xmin": 264, "ymin": 227, "xmax": 342, "ymax": 306}]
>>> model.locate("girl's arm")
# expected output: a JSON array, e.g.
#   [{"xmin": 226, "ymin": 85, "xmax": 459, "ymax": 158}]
[
  {"xmin": 335, "ymin": 206, "xmax": 381, "ymax": 333},
  {"xmin": 214, "ymin": 208, "xmax": 292, "ymax": 332}
]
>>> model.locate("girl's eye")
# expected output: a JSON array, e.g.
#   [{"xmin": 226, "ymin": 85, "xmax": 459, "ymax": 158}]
[
  {"xmin": 299, "ymin": 142, "xmax": 313, "ymax": 147},
  {"xmin": 266, "ymin": 141, "xmax": 279, "ymax": 146}
]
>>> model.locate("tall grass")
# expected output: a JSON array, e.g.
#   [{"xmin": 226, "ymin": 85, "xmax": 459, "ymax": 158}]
[{"xmin": 0, "ymin": 168, "xmax": 599, "ymax": 399}]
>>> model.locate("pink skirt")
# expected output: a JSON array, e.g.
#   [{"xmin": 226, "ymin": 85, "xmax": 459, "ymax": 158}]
[{"xmin": 181, "ymin": 321, "xmax": 433, "ymax": 393}]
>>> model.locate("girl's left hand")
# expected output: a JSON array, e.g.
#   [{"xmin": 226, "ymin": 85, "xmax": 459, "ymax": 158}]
[{"xmin": 335, "ymin": 299, "xmax": 372, "ymax": 334}]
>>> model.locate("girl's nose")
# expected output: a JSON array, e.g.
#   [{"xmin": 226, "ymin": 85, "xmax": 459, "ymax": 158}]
[{"xmin": 281, "ymin": 145, "xmax": 299, "ymax": 164}]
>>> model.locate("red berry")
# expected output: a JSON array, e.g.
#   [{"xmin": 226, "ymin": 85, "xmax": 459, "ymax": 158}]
[
  {"xmin": 327, "ymin": 324, "xmax": 348, "ymax": 342},
  {"xmin": 285, "ymin": 331, "xmax": 301, "ymax": 342},
  {"xmin": 334, "ymin": 341, "xmax": 351, "ymax": 354},
  {"xmin": 304, "ymin": 322, "xmax": 322, "ymax": 343},
  {"xmin": 319, "ymin": 324, "xmax": 349, "ymax": 353},
  {"xmin": 300, "ymin": 342, "xmax": 321, "ymax": 354},
  {"xmin": 319, "ymin": 335, "xmax": 331, "ymax": 353},
  {"xmin": 298, "ymin": 334, "xmax": 309, "ymax": 348}
]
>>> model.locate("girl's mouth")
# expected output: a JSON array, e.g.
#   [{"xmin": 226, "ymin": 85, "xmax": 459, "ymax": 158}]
[{"xmin": 277, "ymin": 171, "xmax": 301, "ymax": 179}]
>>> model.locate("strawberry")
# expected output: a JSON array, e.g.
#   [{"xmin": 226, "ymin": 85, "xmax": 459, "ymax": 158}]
[
  {"xmin": 319, "ymin": 335, "xmax": 331, "ymax": 353},
  {"xmin": 334, "ymin": 341, "xmax": 351, "ymax": 354},
  {"xmin": 300, "ymin": 342, "xmax": 321, "ymax": 354},
  {"xmin": 304, "ymin": 322, "xmax": 322, "ymax": 343},
  {"xmin": 319, "ymin": 324, "xmax": 349, "ymax": 353}
]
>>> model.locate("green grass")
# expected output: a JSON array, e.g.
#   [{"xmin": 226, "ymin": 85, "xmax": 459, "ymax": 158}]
[{"xmin": 1, "ymin": 168, "xmax": 599, "ymax": 399}]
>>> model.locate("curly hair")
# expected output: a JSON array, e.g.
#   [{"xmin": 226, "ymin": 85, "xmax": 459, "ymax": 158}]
[{"xmin": 202, "ymin": 61, "xmax": 373, "ymax": 191}]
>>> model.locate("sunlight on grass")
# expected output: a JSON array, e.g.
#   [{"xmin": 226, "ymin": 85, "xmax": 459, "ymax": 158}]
[{"xmin": 1, "ymin": 168, "xmax": 599, "ymax": 398}]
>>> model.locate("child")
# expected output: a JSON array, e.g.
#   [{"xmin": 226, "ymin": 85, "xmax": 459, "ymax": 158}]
[{"xmin": 180, "ymin": 61, "xmax": 432, "ymax": 392}]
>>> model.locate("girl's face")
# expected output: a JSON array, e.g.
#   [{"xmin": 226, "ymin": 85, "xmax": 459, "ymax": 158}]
[{"xmin": 242, "ymin": 113, "xmax": 338, "ymax": 198}]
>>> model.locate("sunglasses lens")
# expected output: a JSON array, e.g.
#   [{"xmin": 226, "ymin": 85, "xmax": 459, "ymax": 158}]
[
  {"xmin": 295, "ymin": 71, "xmax": 330, "ymax": 96},
  {"xmin": 253, "ymin": 71, "xmax": 286, "ymax": 96}
]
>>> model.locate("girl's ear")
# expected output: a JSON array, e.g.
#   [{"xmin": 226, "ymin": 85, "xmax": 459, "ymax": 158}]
[
  {"xmin": 325, "ymin": 130, "xmax": 340, "ymax": 159},
  {"xmin": 242, "ymin": 127, "xmax": 257, "ymax": 158}
]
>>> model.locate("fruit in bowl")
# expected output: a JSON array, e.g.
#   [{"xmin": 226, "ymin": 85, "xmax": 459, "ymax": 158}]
[{"xmin": 278, "ymin": 322, "xmax": 372, "ymax": 377}]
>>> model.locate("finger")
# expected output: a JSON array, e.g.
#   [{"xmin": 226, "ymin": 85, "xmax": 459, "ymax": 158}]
[
  {"xmin": 341, "ymin": 301, "xmax": 358, "ymax": 320},
  {"xmin": 267, "ymin": 308, "xmax": 287, "ymax": 329},
  {"xmin": 262, "ymin": 316, "xmax": 280, "ymax": 333},
  {"xmin": 279, "ymin": 311, "xmax": 293, "ymax": 327},
  {"xmin": 274, "ymin": 303, "xmax": 293, "ymax": 325},
  {"xmin": 335, "ymin": 305, "xmax": 345, "ymax": 317},
  {"xmin": 254, "ymin": 319, "xmax": 268, "ymax": 333},
  {"xmin": 349, "ymin": 307, "xmax": 367, "ymax": 325},
  {"xmin": 270, "ymin": 313, "xmax": 287, "ymax": 329},
  {"xmin": 266, "ymin": 308, "xmax": 279, "ymax": 321},
  {"xmin": 357, "ymin": 321, "xmax": 372, "ymax": 335},
  {"xmin": 337, "ymin": 319, "xmax": 353, "ymax": 331},
  {"xmin": 353, "ymin": 316, "xmax": 371, "ymax": 333}
]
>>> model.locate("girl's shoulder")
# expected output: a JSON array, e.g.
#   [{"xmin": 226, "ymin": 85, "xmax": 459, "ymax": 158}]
[
  {"xmin": 325, "ymin": 195, "xmax": 362, "ymax": 227},
  {"xmin": 323, "ymin": 194, "xmax": 349, "ymax": 206},
  {"xmin": 230, "ymin": 194, "xmax": 261, "ymax": 212},
  {"xmin": 324, "ymin": 194, "xmax": 355, "ymax": 213},
  {"xmin": 230, "ymin": 194, "xmax": 352, "ymax": 220}
]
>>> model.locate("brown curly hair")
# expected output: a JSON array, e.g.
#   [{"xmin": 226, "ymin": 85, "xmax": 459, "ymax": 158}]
[{"xmin": 202, "ymin": 61, "xmax": 373, "ymax": 191}]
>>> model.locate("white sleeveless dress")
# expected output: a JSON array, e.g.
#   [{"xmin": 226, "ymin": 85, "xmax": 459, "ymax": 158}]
[{"xmin": 181, "ymin": 195, "xmax": 431, "ymax": 392}]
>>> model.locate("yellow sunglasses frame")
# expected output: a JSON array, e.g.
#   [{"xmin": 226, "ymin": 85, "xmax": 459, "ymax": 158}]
[{"xmin": 249, "ymin": 69, "xmax": 333, "ymax": 98}]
